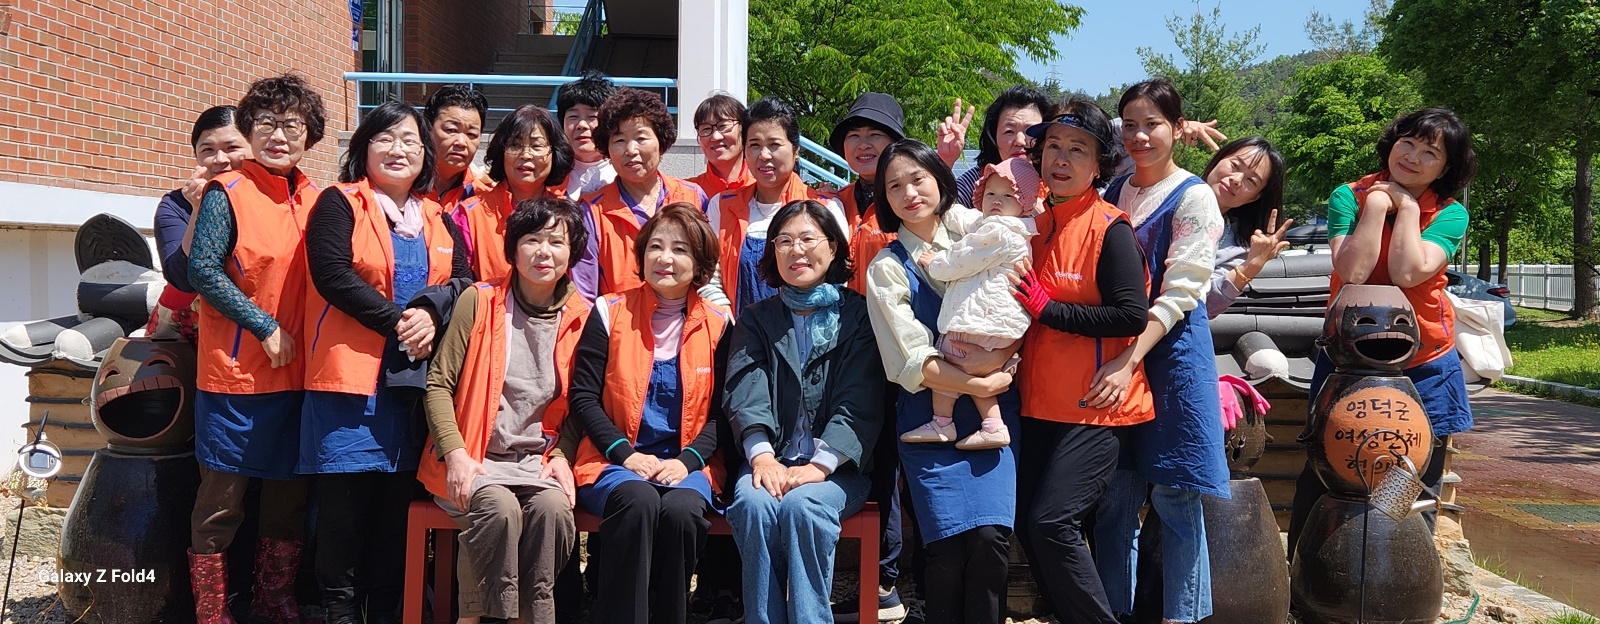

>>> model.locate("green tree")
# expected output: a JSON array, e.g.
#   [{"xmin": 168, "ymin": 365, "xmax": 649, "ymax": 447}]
[
  {"xmin": 1383, "ymin": 0, "xmax": 1600, "ymax": 318},
  {"xmin": 1304, "ymin": 0, "xmax": 1388, "ymax": 60},
  {"xmin": 1271, "ymin": 54, "xmax": 1422, "ymax": 217},
  {"xmin": 749, "ymin": 0, "xmax": 1082, "ymax": 145},
  {"xmin": 1136, "ymin": 3, "xmax": 1265, "ymax": 172}
]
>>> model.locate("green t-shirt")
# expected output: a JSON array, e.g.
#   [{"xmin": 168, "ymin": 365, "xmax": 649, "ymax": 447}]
[{"xmin": 1325, "ymin": 184, "xmax": 1468, "ymax": 258}]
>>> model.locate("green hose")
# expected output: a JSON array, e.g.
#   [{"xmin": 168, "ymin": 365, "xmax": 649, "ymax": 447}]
[{"xmin": 1443, "ymin": 590, "xmax": 1482, "ymax": 624}]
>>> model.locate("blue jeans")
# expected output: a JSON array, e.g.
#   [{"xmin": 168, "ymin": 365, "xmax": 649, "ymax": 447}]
[
  {"xmin": 1093, "ymin": 468, "xmax": 1213, "ymax": 622},
  {"xmin": 727, "ymin": 469, "xmax": 870, "ymax": 624}
]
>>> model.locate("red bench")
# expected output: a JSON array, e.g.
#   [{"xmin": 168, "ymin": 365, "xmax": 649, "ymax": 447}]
[{"xmin": 404, "ymin": 499, "xmax": 881, "ymax": 624}]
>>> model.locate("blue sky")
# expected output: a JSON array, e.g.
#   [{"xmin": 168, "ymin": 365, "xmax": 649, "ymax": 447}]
[{"xmin": 1017, "ymin": 1, "xmax": 1373, "ymax": 95}]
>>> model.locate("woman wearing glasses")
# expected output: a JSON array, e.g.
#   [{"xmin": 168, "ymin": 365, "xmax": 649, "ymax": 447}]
[
  {"xmin": 687, "ymin": 93, "xmax": 754, "ymax": 198},
  {"xmin": 572, "ymin": 87, "xmax": 708, "ymax": 301},
  {"xmin": 299, "ymin": 101, "xmax": 473, "ymax": 624},
  {"xmin": 186, "ymin": 74, "xmax": 325, "ymax": 624},
  {"xmin": 456, "ymin": 105, "xmax": 575, "ymax": 282}
]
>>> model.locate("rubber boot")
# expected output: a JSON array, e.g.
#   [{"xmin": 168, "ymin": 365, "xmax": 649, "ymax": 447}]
[
  {"xmin": 249, "ymin": 538, "xmax": 305, "ymax": 624},
  {"xmin": 190, "ymin": 549, "xmax": 240, "ymax": 624}
]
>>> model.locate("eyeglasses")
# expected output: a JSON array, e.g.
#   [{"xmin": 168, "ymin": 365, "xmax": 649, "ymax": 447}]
[
  {"xmin": 372, "ymin": 135, "xmax": 425, "ymax": 154},
  {"xmin": 697, "ymin": 120, "xmax": 739, "ymax": 138},
  {"xmin": 506, "ymin": 141, "xmax": 551, "ymax": 156},
  {"xmin": 771, "ymin": 234, "xmax": 826, "ymax": 254},
  {"xmin": 252, "ymin": 116, "xmax": 307, "ymax": 140}
]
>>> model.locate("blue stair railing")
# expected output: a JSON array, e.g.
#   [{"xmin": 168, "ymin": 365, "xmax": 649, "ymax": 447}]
[
  {"xmin": 343, "ymin": 72, "xmax": 675, "ymax": 124},
  {"xmin": 797, "ymin": 136, "xmax": 852, "ymax": 189},
  {"xmin": 553, "ymin": 0, "xmax": 607, "ymax": 107}
]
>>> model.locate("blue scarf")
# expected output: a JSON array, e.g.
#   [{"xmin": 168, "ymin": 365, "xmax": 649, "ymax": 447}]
[{"xmin": 779, "ymin": 283, "xmax": 841, "ymax": 361}]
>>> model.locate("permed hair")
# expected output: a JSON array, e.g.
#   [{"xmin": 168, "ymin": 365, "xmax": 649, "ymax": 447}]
[
  {"xmin": 235, "ymin": 73, "xmax": 327, "ymax": 149},
  {"xmin": 423, "ymin": 84, "xmax": 489, "ymax": 129},
  {"xmin": 595, "ymin": 87, "xmax": 678, "ymax": 155},
  {"xmin": 977, "ymin": 85, "xmax": 1053, "ymax": 168},
  {"xmin": 556, "ymin": 70, "xmax": 617, "ymax": 122},
  {"xmin": 503, "ymin": 196, "xmax": 589, "ymax": 266},
  {"xmin": 635, "ymin": 202, "xmax": 719, "ymax": 289}
]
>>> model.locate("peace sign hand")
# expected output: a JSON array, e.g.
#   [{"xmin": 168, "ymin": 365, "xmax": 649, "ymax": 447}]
[
  {"xmin": 937, "ymin": 98, "xmax": 976, "ymax": 168},
  {"xmin": 1244, "ymin": 209, "xmax": 1293, "ymax": 272}
]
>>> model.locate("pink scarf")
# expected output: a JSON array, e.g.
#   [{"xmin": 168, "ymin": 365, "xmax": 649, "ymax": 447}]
[{"xmin": 374, "ymin": 190, "xmax": 424, "ymax": 239}]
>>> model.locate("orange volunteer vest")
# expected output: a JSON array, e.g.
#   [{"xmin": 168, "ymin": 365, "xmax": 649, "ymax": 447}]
[
  {"xmin": 303, "ymin": 181, "xmax": 458, "ymax": 395},
  {"xmin": 687, "ymin": 160, "xmax": 754, "ymax": 198},
  {"xmin": 196, "ymin": 159, "xmax": 317, "ymax": 394},
  {"xmin": 1331, "ymin": 172, "xmax": 1457, "ymax": 367},
  {"xmin": 588, "ymin": 174, "xmax": 708, "ymax": 296},
  {"xmin": 715, "ymin": 174, "xmax": 831, "ymax": 306},
  {"xmin": 570, "ymin": 287, "xmax": 730, "ymax": 492},
  {"xmin": 459, "ymin": 183, "xmax": 566, "ymax": 284},
  {"xmin": 418, "ymin": 282, "xmax": 592, "ymax": 500},
  {"xmin": 838, "ymin": 181, "xmax": 896, "ymax": 294},
  {"xmin": 1019, "ymin": 191, "xmax": 1155, "ymax": 426}
]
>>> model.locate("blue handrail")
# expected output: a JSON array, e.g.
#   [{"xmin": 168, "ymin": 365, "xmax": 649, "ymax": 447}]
[
  {"xmin": 797, "ymin": 136, "xmax": 853, "ymax": 189},
  {"xmin": 797, "ymin": 136, "xmax": 851, "ymax": 173},
  {"xmin": 559, "ymin": 0, "xmax": 606, "ymax": 79},
  {"xmin": 798, "ymin": 159, "xmax": 850, "ymax": 189}
]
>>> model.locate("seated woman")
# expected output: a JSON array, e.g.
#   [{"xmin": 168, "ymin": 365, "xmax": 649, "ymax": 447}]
[
  {"xmin": 724, "ymin": 199, "xmax": 883, "ymax": 624},
  {"xmin": 420, "ymin": 197, "xmax": 591, "ymax": 624},
  {"xmin": 567, "ymin": 203, "xmax": 732, "ymax": 624}
]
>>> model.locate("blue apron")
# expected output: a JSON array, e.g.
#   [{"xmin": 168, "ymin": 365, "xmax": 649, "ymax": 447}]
[
  {"xmin": 578, "ymin": 356, "xmax": 716, "ymax": 514},
  {"xmin": 736, "ymin": 234, "xmax": 779, "ymax": 316},
  {"xmin": 296, "ymin": 231, "xmax": 430, "ymax": 474},
  {"xmin": 1105, "ymin": 174, "xmax": 1229, "ymax": 498},
  {"xmin": 886, "ymin": 241, "xmax": 1020, "ymax": 544}
]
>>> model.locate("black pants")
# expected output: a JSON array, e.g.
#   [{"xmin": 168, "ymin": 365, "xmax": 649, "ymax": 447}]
[
  {"xmin": 311, "ymin": 471, "xmax": 416, "ymax": 613},
  {"xmin": 592, "ymin": 480, "xmax": 710, "ymax": 624},
  {"xmin": 922, "ymin": 525, "xmax": 1009, "ymax": 624},
  {"xmin": 871, "ymin": 385, "xmax": 905, "ymax": 590},
  {"xmin": 1286, "ymin": 434, "xmax": 1452, "ymax": 561},
  {"xmin": 1015, "ymin": 417, "xmax": 1123, "ymax": 624}
]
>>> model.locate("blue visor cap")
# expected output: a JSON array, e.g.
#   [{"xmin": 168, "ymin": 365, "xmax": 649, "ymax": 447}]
[{"xmin": 1024, "ymin": 114, "xmax": 1110, "ymax": 151}]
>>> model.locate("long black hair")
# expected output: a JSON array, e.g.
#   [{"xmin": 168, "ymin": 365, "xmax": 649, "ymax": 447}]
[
  {"xmin": 873, "ymin": 139, "xmax": 957, "ymax": 234},
  {"xmin": 1202, "ymin": 137, "xmax": 1285, "ymax": 247},
  {"xmin": 339, "ymin": 100, "xmax": 435, "ymax": 194}
]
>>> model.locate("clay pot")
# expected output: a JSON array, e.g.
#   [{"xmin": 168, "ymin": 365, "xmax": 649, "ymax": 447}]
[
  {"xmin": 1290, "ymin": 494, "xmax": 1443, "ymax": 624},
  {"xmin": 1132, "ymin": 479, "xmax": 1290, "ymax": 624},
  {"xmin": 1305, "ymin": 372, "xmax": 1434, "ymax": 497},
  {"xmin": 1224, "ymin": 385, "xmax": 1269, "ymax": 477},
  {"xmin": 1318, "ymin": 284, "xmax": 1419, "ymax": 374},
  {"xmin": 58, "ymin": 449, "xmax": 202, "ymax": 623},
  {"xmin": 90, "ymin": 337, "xmax": 196, "ymax": 454}
]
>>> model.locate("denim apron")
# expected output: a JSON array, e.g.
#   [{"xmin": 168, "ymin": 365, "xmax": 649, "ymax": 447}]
[
  {"xmin": 736, "ymin": 234, "xmax": 779, "ymax": 316},
  {"xmin": 1105, "ymin": 174, "xmax": 1229, "ymax": 498},
  {"xmin": 578, "ymin": 356, "xmax": 716, "ymax": 514},
  {"xmin": 886, "ymin": 241, "xmax": 1020, "ymax": 544}
]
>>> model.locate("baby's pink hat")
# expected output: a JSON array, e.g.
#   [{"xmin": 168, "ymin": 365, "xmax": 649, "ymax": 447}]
[{"xmin": 973, "ymin": 156, "xmax": 1044, "ymax": 216}]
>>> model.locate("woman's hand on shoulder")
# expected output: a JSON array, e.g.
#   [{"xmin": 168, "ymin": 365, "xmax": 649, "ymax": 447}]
[{"xmin": 749, "ymin": 453, "xmax": 788, "ymax": 499}]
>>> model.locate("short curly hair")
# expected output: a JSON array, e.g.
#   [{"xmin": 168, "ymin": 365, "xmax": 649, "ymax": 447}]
[
  {"xmin": 634, "ymin": 202, "xmax": 718, "ymax": 290},
  {"xmin": 595, "ymin": 87, "xmax": 678, "ymax": 156},
  {"xmin": 1376, "ymin": 107, "xmax": 1477, "ymax": 199},
  {"xmin": 235, "ymin": 73, "xmax": 327, "ymax": 150},
  {"xmin": 504, "ymin": 196, "xmax": 588, "ymax": 266}
]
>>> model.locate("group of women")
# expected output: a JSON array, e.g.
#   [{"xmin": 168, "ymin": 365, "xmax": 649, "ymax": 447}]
[{"xmin": 150, "ymin": 68, "xmax": 1477, "ymax": 624}]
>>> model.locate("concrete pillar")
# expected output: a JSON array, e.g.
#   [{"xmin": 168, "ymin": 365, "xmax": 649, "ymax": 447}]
[{"xmin": 676, "ymin": 0, "xmax": 748, "ymax": 135}]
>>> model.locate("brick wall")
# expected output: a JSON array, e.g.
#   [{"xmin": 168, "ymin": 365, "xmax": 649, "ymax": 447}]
[{"xmin": 0, "ymin": 0, "xmax": 361, "ymax": 198}]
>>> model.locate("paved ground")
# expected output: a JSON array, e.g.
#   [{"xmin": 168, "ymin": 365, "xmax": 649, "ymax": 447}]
[{"xmin": 1454, "ymin": 388, "xmax": 1600, "ymax": 615}]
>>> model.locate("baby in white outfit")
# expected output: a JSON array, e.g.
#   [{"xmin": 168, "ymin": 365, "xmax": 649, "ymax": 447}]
[{"xmin": 906, "ymin": 157, "xmax": 1039, "ymax": 450}]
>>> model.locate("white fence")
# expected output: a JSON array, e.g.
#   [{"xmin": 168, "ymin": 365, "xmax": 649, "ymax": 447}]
[{"xmin": 1458, "ymin": 264, "xmax": 1600, "ymax": 312}]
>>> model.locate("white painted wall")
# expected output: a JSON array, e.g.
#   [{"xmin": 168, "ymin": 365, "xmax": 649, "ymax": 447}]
[{"xmin": 676, "ymin": 0, "xmax": 749, "ymax": 134}]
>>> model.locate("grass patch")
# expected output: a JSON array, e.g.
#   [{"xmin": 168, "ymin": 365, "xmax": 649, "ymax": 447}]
[
  {"xmin": 1503, "ymin": 307, "xmax": 1600, "ymax": 391},
  {"xmin": 1536, "ymin": 614, "xmax": 1600, "ymax": 624}
]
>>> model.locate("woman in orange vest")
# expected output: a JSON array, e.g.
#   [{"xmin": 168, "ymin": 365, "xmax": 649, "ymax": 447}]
[
  {"xmin": 455, "ymin": 104, "xmax": 575, "ymax": 283},
  {"xmin": 299, "ymin": 101, "xmax": 472, "ymax": 624},
  {"xmin": 686, "ymin": 92, "xmax": 754, "ymax": 197},
  {"xmin": 706, "ymin": 97, "xmax": 848, "ymax": 315},
  {"xmin": 829, "ymin": 92, "xmax": 906, "ymax": 297},
  {"xmin": 862, "ymin": 139, "xmax": 1018, "ymax": 624},
  {"xmin": 186, "ymin": 74, "xmax": 325, "ymax": 624},
  {"xmin": 420, "ymin": 197, "xmax": 591, "ymax": 624},
  {"xmin": 567, "ymin": 203, "xmax": 730, "ymax": 624},
  {"xmin": 572, "ymin": 87, "xmax": 709, "ymax": 301},
  {"xmin": 1286, "ymin": 107, "xmax": 1477, "ymax": 555},
  {"xmin": 1004, "ymin": 99, "xmax": 1152, "ymax": 624},
  {"xmin": 423, "ymin": 85, "xmax": 493, "ymax": 227}
]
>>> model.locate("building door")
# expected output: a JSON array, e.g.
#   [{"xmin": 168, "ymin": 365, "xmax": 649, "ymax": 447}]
[{"xmin": 360, "ymin": 0, "xmax": 404, "ymax": 114}]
